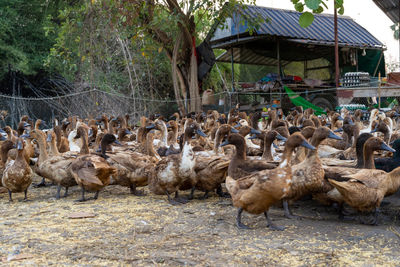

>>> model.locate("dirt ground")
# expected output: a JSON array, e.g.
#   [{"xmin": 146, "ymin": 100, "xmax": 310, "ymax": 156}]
[{"xmin": 1, "ymin": 175, "xmax": 400, "ymax": 266}]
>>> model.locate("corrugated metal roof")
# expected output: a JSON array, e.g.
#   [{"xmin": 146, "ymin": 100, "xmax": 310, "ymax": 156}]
[
  {"xmin": 373, "ymin": 0, "xmax": 399, "ymax": 23},
  {"xmin": 211, "ymin": 6, "xmax": 384, "ymax": 49},
  {"xmin": 216, "ymin": 48, "xmax": 289, "ymax": 66}
]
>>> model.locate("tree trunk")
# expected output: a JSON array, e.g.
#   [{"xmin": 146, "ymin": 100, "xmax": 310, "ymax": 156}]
[
  {"xmin": 189, "ymin": 45, "xmax": 201, "ymax": 112},
  {"xmin": 171, "ymin": 34, "xmax": 186, "ymax": 115}
]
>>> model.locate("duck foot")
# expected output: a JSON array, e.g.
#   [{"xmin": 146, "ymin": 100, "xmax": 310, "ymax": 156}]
[
  {"xmin": 166, "ymin": 191, "xmax": 183, "ymax": 205},
  {"xmin": 174, "ymin": 191, "xmax": 190, "ymax": 204},
  {"xmin": 34, "ymin": 178, "xmax": 50, "ymax": 187},
  {"xmin": 216, "ymin": 185, "xmax": 231, "ymax": 198},
  {"xmin": 265, "ymin": 211, "xmax": 285, "ymax": 231},
  {"xmin": 283, "ymin": 200, "xmax": 301, "ymax": 220},
  {"xmin": 236, "ymin": 208, "xmax": 250, "ymax": 229},
  {"xmin": 198, "ymin": 191, "xmax": 209, "ymax": 200},
  {"xmin": 130, "ymin": 185, "xmax": 146, "ymax": 196},
  {"xmin": 359, "ymin": 209, "xmax": 379, "ymax": 225}
]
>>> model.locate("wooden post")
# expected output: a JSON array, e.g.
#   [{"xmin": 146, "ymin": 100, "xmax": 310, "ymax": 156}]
[
  {"xmin": 277, "ymin": 39, "xmax": 281, "ymax": 80},
  {"xmin": 334, "ymin": 2, "xmax": 339, "ymax": 88},
  {"xmin": 378, "ymin": 71, "xmax": 381, "ymax": 109}
]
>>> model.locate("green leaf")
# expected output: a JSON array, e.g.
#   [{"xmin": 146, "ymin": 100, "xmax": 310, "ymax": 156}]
[
  {"xmin": 335, "ymin": 0, "xmax": 344, "ymax": 6},
  {"xmin": 338, "ymin": 6, "xmax": 344, "ymax": 15},
  {"xmin": 295, "ymin": 2, "xmax": 304, "ymax": 12},
  {"xmin": 299, "ymin": 12, "xmax": 314, "ymax": 28},
  {"xmin": 291, "ymin": 0, "xmax": 300, "ymax": 4},
  {"xmin": 313, "ymin": 6, "xmax": 324, "ymax": 14},
  {"xmin": 305, "ymin": 0, "xmax": 321, "ymax": 10}
]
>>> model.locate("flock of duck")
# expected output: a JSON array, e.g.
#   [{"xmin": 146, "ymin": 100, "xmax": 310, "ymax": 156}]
[{"xmin": 1, "ymin": 107, "xmax": 400, "ymax": 231}]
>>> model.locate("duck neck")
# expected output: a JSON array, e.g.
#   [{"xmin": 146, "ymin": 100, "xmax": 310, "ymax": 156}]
[
  {"xmin": 54, "ymin": 127, "xmax": 62, "ymax": 148},
  {"xmin": 16, "ymin": 148, "xmax": 25, "ymax": 162},
  {"xmin": 50, "ymin": 138, "xmax": 60, "ymax": 156},
  {"xmin": 160, "ymin": 124, "xmax": 168, "ymax": 147},
  {"xmin": 80, "ymin": 133, "xmax": 90, "ymax": 155},
  {"xmin": 262, "ymin": 138, "xmax": 273, "ymax": 161},
  {"xmin": 107, "ymin": 120, "xmax": 114, "ymax": 134},
  {"xmin": 307, "ymin": 135, "xmax": 323, "ymax": 157},
  {"xmin": 234, "ymin": 140, "xmax": 247, "ymax": 161},
  {"xmin": 146, "ymin": 135, "xmax": 160, "ymax": 159},
  {"xmin": 172, "ymin": 125, "xmax": 178, "ymax": 145},
  {"xmin": 363, "ymin": 145, "xmax": 375, "ymax": 169},
  {"xmin": 37, "ymin": 136, "xmax": 49, "ymax": 164},
  {"xmin": 279, "ymin": 146, "xmax": 293, "ymax": 168}
]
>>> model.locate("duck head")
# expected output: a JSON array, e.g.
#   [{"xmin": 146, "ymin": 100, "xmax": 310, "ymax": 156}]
[{"xmin": 286, "ymin": 132, "xmax": 316, "ymax": 151}]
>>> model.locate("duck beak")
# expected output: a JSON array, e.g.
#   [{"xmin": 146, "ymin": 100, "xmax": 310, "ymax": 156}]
[
  {"xmin": 46, "ymin": 133, "xmax": 52, "ymax": 142},
  {"xmin": 23, "ymin": 122, "xmax": 30, "ymax": 128},
  {"xmin": 370, "ymin": 128, "xmax": 378, "ymax": 133},
  {"xmin": 63, "ymin": 121, "xmax": 71, "ymax": 126},
  {"xmin": 380, "ymin": 142, "xmax": 396, "ymax": 153},
  {"xmin": 0, "ymin": 129, "xmax": 6, "ymax": 134},
  {"xmin": 166, "ymin": 123, "xmax": 171, "ymax": 128},
  {"xmin": 337, "ymin": 116, "xmax": 344, "ymax": 121},
  {"xmin": 334, "ymin": 128, "xmax": 343, "ymax": 133},
  {"xmin": 328, "ymin": 131, "xmax": 343, "ymax": 140},
  {"xmin": 0, "ymin": 135, "xmax": 6, "ymax": 141},
  {"xmin": 248, "ymin": 134, "xmax": 258, "ymax": 140},
  {"xmin": 88, "ymin": 129, "xmax": 93, "ymax": 137},
  {"xmin": 231, "ymin": 128, "xmax": 239, "ymax": 134},
  {"xmin": 272, "ymin": 143, "xmax": 279, "ymax": 149},
  {"xmin": 196, "ymin": 129, "xmax": 207, "ymax": 137},
  {"xmin": 300, "ymin": 140, "xmax": 316, "ymax": 150},
  {"xmin": 146, "ymin": 124, "xmax": 156, "ymax": 130},
  {"xmin": 325, "ymin": 122, "xmax": 331, "ymax": 127},
  {"xmin": 114, "ymin": 140, "xmax": 123, "ymax": 146},
  {"xmin": 17, "ymin": 140, "xmax": 23, "ymax": 150},
  {"xmin": 125, "ymin": 129, "xmax": 132, "ymax": 135},
  {"xmin": 250, "ymin": 128, "xmax": 261, "ymax": 135},
  {"xmin": 233, "ymin": 123, "xmax": 241, "ymax": 128},
  {"xmin": 220, "ymin": 140, "xmax": 230, "ymax": 147},
  {"xmin": 348, "ymin": 120, "xmax": 355, "ymax": 126},
  {"xmin": 276, "ymin": 134, "xmax": 287, "ymax": 141}
]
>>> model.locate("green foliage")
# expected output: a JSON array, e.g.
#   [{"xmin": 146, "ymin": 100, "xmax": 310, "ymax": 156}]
[
  {"xmin": 299, "ymin": 12, "xmax": 314, "ymax": 28},
  {"xmin": 291, "ymin": 0, "xmax": 345, "ymax": 28},
  {"xmin": 0, "ymin": 0, "xmax": 62, "ymax": 79},
  {"xmin": 391, "ymin": 23, "xmax": 399, "ymax": 40}
]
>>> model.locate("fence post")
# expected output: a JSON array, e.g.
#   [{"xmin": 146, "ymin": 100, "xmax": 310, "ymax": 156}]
[{"xmin": 378, "ymin": 72, "xmax": 381, "ymax": 109}]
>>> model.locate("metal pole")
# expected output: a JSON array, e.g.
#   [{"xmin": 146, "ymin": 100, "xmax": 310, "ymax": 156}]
[
  {"xmin": 378, "ymin": 71, "xmax": 381, "ymax": 109},
  {"xmin": 334, "ymin": 3, "xmax": 339, "ymax": 88},
  {"xmin": 231, "ymin": 47, "xmax": 235, "ymax": 92},
  {"xmin": 355, "ymin": 49, "xmax": 359, "ymax": 72}
]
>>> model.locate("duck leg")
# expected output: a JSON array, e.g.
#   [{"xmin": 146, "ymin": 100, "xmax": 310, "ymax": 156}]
[
  {"xmin": 283, "ymin": 200, "xmax": 301, "ymax": 220},
  {"xmin": 56, "ymin": 185, "xmax": 62, "ymax": 200},
  {"xmin": 129, "ymin": 184, "xmax": 146, "ymax": 196},
  {"xmin": 174, "ymin": 191, "xmax": 189, "ymax": 204},
  {"xmin": 75, "ymin": 187, "xmax": 87, "ymax": 202},
  {"xmin": 23, "ymin": 189, "xmax": 28, "ymax": 201},
  {"xmin": 64, "ymin": 187, "xmax": 69, "ymax": 198},
  {"xmin": 216, "ymin": 185, "xmax": 231, "ymax": 198},
  {"xmin": 8, "ymin": 190, "xmax": 13, "ymax": 202},
  {"xmin": 264, "ymin": 211, "xmax": 285, "ymax": 231},
  {"xmin": 188, "ymin": 187, "xmax": 195, "ymax": 200},
  {"xmin": 166, "ymin": 191, "xmax": 182, "ymax": 205},
  {"xmin": 236, "ymin": 208, "xmax": 250, "ymax": 229}
]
